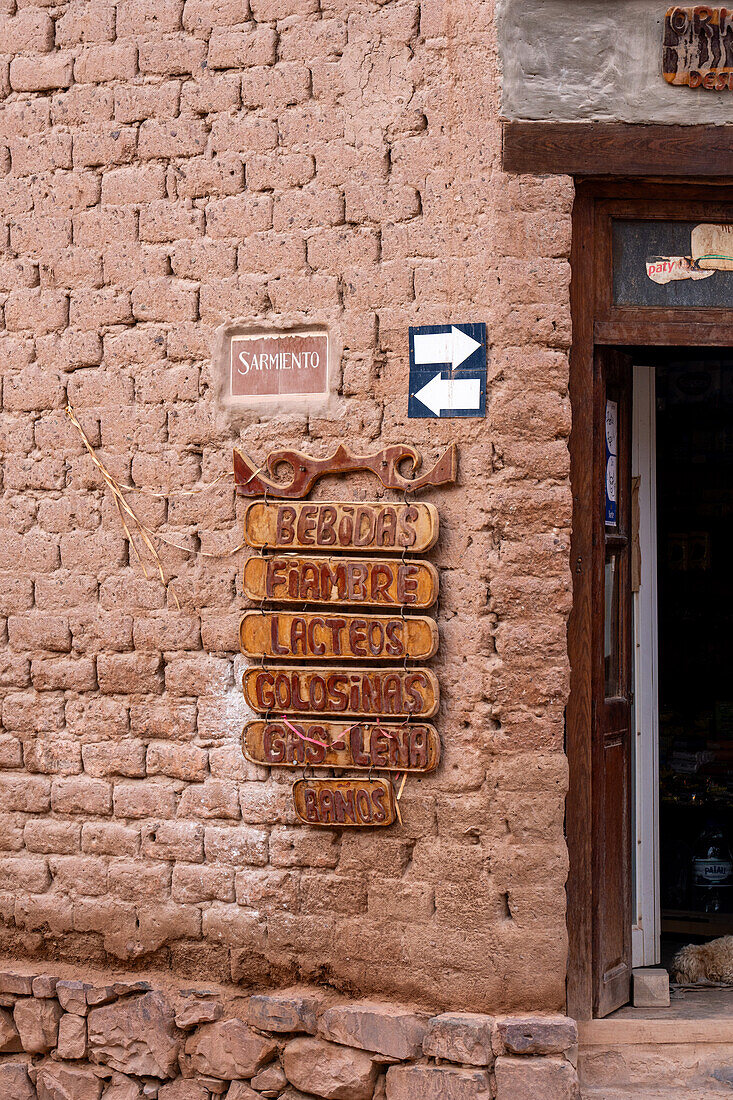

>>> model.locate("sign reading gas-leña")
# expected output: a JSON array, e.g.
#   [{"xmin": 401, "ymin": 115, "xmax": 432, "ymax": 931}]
[
  {"xmin": 243, "ymin": 719, "xmax": 440, "ymax": 772},
  {"xmin": 408, "ymin": 323, "xmax": 487, "ymax": 418},
  {"xmin": 230, "ymin": 330, "xmax": 329, "ymax": 402}
]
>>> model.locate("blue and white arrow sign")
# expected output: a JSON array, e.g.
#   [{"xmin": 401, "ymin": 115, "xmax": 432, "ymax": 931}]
[{"xmin": 408, "ymin": 323, "xmax": 487, "ymax": 418}]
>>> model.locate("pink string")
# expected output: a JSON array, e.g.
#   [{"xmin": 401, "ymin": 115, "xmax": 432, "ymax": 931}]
[{"xmin": 280, "ymin": 715, "xmax": 328, "ymax": 750}]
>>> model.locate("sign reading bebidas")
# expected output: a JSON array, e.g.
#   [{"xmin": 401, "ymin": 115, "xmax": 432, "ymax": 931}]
[
  {"xmin": 230, "ymin": 331, "xmax": 329, "ymax": 402},
  {"xmin": 664, "ymin": 7, "xmax": 733, "ymax": 90},
  {"xmin": 244, "ymin": 501, "xmax": 438, "ymax": 553}
]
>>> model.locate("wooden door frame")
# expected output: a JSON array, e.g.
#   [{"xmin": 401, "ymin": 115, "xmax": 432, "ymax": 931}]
[{"xmin": 567, "ymin": 180, "xmax": 733, "ymax": 1020}]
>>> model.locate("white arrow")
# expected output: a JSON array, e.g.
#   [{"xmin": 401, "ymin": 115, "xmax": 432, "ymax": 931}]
[
  {"xmin": 413, "ymin": 372, "xmax": 482, "ymax": 416},
  {"xmin": 413, "ymin": 326, "xmax": 482, "ymax": 370}
]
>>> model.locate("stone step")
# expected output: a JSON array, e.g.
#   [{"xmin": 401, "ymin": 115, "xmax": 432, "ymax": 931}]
[{"xmin": 583, "ymin": 1091, "xmax": 727, "ymax": 1100}]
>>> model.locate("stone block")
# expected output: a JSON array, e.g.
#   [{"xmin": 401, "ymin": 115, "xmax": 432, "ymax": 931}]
[
  {"xmin": 185, "ymin": 1018, "xmax": 277, "ymax": 1079},
  {"xmin": 319, "ymin": 1002, "xmax": 427, "ymax": 1060},
  {"xmin": 36, "ymin": 1064, "xmax": 103, "ymax": 1100},
  {"xmin": 385, "ymin": 1064, "xmax": 492, "ymax": 1099},
  {"xmin": 494, "ymin": 1056, "xmax": 579, "ymax": 1100},
  {"xmin": 0, "ymin": 1005, "xmax": 22, "ymax": 1051},
  {"xmin": 32, "ymin": 975, "xmax": 59, "ymax": 998},
  {"xmin": 0, "ymin": 971, "xmax": 34, "ymax": 995},
  {"xmin": 56, "ymin": 981, "xmax": 89, "ymax": 1015},
  {"xmin": 57, "ymin": 1011, "xmax": 88, "ymax": 1059},
  {"xmin": 283, "ymin": 1037, "xmax": 378, "ymax": 1100},
  {"xmin": 632, "ymin": 968, "xmax": 670, "ymax": 1008},
  {"xmin": 0, "ymin": 1063, "xmax": 36, "ymax": 1100},
  {"xmin": 250, "ymin": 1062, "xmax": 288, "ymax": 1093},
  {"xmin": 173, "ymin": 994, "xmax": 223, "ymax": 1029},
  {"xmin": 88, "ymin": 992, "xmax": 182, "ymax": 1078},
  {"xmin": 248, "ymin": 991, "xmax": 321, "ymax": 1034},
  {"xmin": 14, "ymin": 996, "xmax": 63, "ymax": 1053},
  {"xmin": 423, "ymin": 1012, "xmax": 495, "ymax": 1066},
  {"xmin": 496, "ymin": 1015, "xmax": 577, "ymax": 1055}
]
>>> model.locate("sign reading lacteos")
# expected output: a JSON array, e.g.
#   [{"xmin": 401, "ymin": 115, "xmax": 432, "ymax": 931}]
[{"xmin": 241, "ymin": 498, "xmax": 443, "ymax": 827}]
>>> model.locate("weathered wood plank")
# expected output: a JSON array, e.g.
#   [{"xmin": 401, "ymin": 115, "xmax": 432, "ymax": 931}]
[
  {"xmin": 243, "ymin": 719, "xmax": 440, "ymax": 772},
  {"xmin": 244, "ymin": 501, "xmax": 438, "ymax": 554},
  {"xmin": 502, "ymin": 122, "xmax": 733, "ymax": 178},
  {"xmin": 240, "ymin": 611, "xmax": 438, "ymax": 661}
]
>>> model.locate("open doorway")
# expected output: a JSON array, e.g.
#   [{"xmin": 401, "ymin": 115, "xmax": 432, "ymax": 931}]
[
  {"xmin": 566, "ymin": 183, "xmax": 733, "ymax": 1020},
  {"xmin": 633, "ymin": 350, "xmax": 733, "ymax": 976}
]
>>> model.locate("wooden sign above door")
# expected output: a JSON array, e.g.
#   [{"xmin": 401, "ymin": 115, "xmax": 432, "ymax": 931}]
[
  {"xmin": 243, "ymin": 554, "xmax": 439, "ymax": 609},
  {"xmin": 664, "ymin": 7, "xmax": 733, "ymax": 90},
  {"xmin": 240, "ymin": 611, "xmax": 439, "ymax": 661},
  {"xmin": 244, "ymin": 501, "xmax": 438, "ymax": 554}
]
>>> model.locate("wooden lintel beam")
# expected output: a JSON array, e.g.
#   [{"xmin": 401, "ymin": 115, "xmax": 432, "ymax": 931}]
[{"xmin": 502, "ymin": 121, "xmax": 733, "ymax": 178}]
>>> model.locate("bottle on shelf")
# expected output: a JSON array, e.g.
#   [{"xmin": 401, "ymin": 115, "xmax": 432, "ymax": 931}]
[{"xmin": 691, "ymin": 822, "xmax": 733, "ymax": 913}]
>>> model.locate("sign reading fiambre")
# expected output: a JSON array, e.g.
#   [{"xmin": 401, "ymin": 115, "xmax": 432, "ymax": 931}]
[
  {"xmin": 240, "ymin": 611, "xmax": 438, "ymax": 661},
  {"xmin": 244, "ymin": 719, "xmax": 440, "ymax": 772},
  {"xmin": 243, "ymin": 555, "xmax": 438, "ymax": 609},
  {"xmin": 244, "ymin": 501, "xmax": 438, "ymax": 553},
  {"xmin": 230, "ymin": 331, "xmax": 329, "ymax": 401}
]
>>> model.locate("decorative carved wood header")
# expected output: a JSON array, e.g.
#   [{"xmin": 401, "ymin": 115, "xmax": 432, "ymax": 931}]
[{"xmin": 233, "ymin": 443, "xmax": 457, "ymax": 499}]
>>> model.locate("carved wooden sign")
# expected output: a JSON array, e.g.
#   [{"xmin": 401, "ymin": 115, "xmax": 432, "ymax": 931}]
[
  {"xmin": 244, "ymin": 501, "xmax": 438, "ymax": 554},
  {"xmin": 243, "ymin": 555, "xmax": 439, "ymax": 609},
  {"xmin": 664, "ymin": 7, "xmax": 733, "ymax": 90},
  {"xmin": 243, "ymin": 719, "xmax": 440, "ymax": 772},
  {"xmin": 240, "ymin": 611, "xmax": 438, "ymax": 661},
  {"xmin": 292, "ymin": 777, "xmax": 396, "ymax": 827},
  {"xmin": 243, "ymin": 666, "xmax": 440, "ymax": 718}
]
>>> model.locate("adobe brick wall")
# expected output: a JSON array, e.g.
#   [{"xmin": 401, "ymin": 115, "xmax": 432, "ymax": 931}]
[{"xmin": 0, "ymin": 0, "xmax": 574, "ymax": 1013}]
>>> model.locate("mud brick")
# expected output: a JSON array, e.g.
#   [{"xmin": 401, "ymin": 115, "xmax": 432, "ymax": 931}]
[
  {"xmin": 207, "ymin": 25, "xmax": 277, "ymax": 68},
  {"xmin": 113, "ymin": 782, "xmax": 178, "ymax": 819},
  {"xmin": 72, "ymin": 124, "xmax": 138, "ymax": 168},
  {"xmin": 0, "ymin": 10, "xmax": 53, "ymax": 52},
  {"xmin": 10, "ymin": 54, "xmax": 73, "ymax": 92},
  {"xmin": 141, "ymin": 820, "xmax": 204, "ymax": 862},
  {"xmin": 138, "ymin": 118, "xmax": 208, "ymax": 159},
  {"xmin": 180, "ymin": 73, "xmax": 240, "ymax": 113},
  {"xmin": 52, "ymin": 777, "xmax": 112, "ymax": 816},
  {"xmin": 75, "ymin": 42, "xmax": 138, "ymax": 83},
  {"xmin": 114, "ymin": 81, "xmax": 180, "ymax": 123},
  {"xmin": 183, "ymin": 0, "xmax": 250, "ymax": 31},
  {"xmin": 56, "ymin": 1, "xmax": 115, "ymax": 45},
  {"xmin": 139, "ymin": 33, "xmax": 207, "ymax": 75},
  {"xmin": 102, "ymin": 164, "xmax": 167, "ymax": 204}
]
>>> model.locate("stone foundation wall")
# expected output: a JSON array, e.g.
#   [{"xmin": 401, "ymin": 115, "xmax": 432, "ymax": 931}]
[{"xmin": 0, "ymin": 964, "xmax": 580, "ymax": 1099}]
